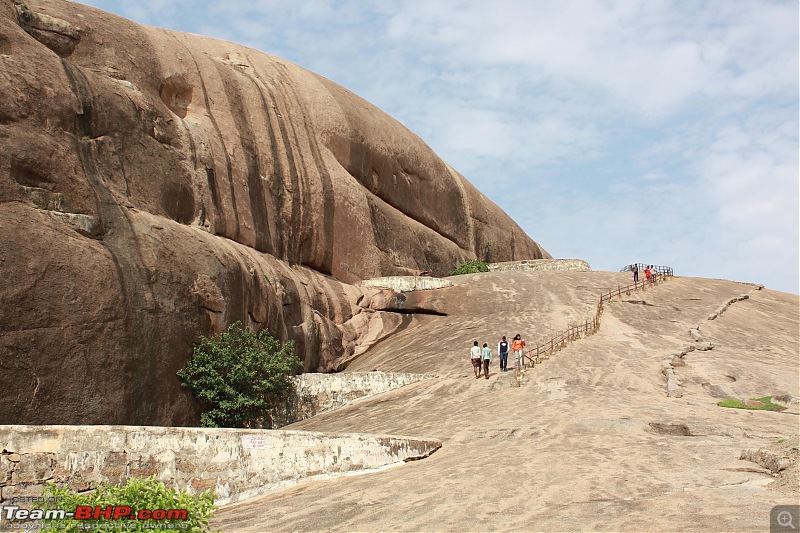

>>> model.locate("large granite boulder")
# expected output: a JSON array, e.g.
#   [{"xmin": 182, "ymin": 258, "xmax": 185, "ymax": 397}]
[{"xmin": 0, "ymin": 0, "xmax": 549, "ymax": 426}]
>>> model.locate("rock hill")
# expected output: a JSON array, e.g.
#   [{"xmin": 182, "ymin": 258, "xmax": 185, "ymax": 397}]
[
  {"xmin": 214, "ymin": 270, "xmax": 799, "ymax": 532},
  {"xmin": 0, "ymin": 0, "xmax": 548, "ymax": 426}
]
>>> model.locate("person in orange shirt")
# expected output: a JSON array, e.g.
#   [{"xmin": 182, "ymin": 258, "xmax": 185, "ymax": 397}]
[{"xmin": 511, "ymin": 334, "xmax": 526, "ymax": 369}]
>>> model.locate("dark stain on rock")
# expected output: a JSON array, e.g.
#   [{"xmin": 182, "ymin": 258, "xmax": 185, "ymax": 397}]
[
  {"xmin": 649, "ymin": 422, "xmax": 692, "ymax": 436},
  {"xmin": 162, "ymin": 181, "xmax": 195, "ymax": 224}
]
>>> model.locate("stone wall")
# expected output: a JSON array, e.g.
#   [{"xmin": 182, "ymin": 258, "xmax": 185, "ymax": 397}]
[
  {"xmin": 489, "ymin": 259, "xmax": 591, "ymax": 273},
  {"xmin": 0, "ymin": 425, "xmax": 441, "ymax": 506},
  {"xmin": 358, "ymin": 276, "xmax": 454, "ymax": 292},
  {"xmin": 267, "ymin": 372, "xmax": 437, "ymax": 428}
]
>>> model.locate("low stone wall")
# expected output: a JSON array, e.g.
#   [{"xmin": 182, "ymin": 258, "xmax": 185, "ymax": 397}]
[
  {"xmin": 358, "ymin": 276, "xmax": 453, "ymax": 292},
  {"xmin": 267, "ymin": 372, "xmax": 437, "ymax": 428},
  {"xmin": 0, "ymin": 425, "xmax": 441, "ymax": 507},
  {"xmin": 489, "ymin": 259, "xmax": 591, "ymax": 272}
]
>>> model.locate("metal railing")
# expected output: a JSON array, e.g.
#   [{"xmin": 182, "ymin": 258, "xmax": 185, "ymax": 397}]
[{"xmin": 517, "ymin": 266, "xmax": 674, "ymax": 371}]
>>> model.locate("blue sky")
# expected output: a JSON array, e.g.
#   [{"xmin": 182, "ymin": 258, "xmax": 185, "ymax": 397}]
[{"xmin": 79, "ymin": 0, "xmax": 799, "ymax": 294}]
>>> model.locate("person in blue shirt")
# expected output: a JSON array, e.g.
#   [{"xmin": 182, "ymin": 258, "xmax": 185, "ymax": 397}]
[{"xmin": 481, "ymin": 343, "xmax": 492, "ymax": 379}]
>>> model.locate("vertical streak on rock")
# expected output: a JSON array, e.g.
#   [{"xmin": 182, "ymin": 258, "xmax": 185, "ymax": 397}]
[
  {"xmin": 60, "ymin": 59, "xmax": 157, "ymax": 423},
  {"xmin": 250, "ymin": 69, "xmax": 300, "ymax": 262},
  {"xmin": 164, "ymin": 34, "xmax": 204, "ymax": 227},
  {"xmin": 510, "ymin": 232, "xmax": 517, "ymax": 261},
  {"xmin": 259, "ymin": 72, "xmax": 304, "ymax": 265},
  {"xmin": 278, "ymin": 264, "xmax": 316, "ymax": 372},
  {"xmin": 273, "ymin": 62, "xmax": 335, "ymax": 274},
  {"xmin": 445, "ymin": 163, "xmax": 475, "ymax": 255},
  {"xmin": 238, "ymin": 67, "xmax": 286, "ymax": 260},
  {"xmin": 204, "ymin": 167, "xmax": 221, "ymax": 226},
  {"xmin": 240, "ymin": 247, "xmax": 283, "ymax": 339},
  {"xmin": 259, "ymin": 63, "xmax": 307, "ymax": 266},
  {"xmin": 213, "ymin": 62, "xmax": 273, "ymax": 255},
  {"xmin": 181, "ymin": 43, "xmax": 238, "ymax": 240}
]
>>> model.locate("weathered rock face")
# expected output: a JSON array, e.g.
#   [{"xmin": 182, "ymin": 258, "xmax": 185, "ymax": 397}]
[{"xmin": 0, "ymin": 0, "xmax": 549, "ymax": 426}]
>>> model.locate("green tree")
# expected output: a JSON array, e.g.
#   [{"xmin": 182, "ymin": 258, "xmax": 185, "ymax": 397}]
[
  {"xmin": 450, "ymin": 259, "xmax": 490, "ymax": 275},
  {"xmin": 177, "ymin": 322, "xmax": 301, "ymax": 428}
]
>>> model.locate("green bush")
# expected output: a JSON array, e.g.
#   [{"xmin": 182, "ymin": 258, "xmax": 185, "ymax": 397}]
[
  {"xmin": 450, "ymin": 259, "xmax": 490, "ymax": 276},
  {"xmin": 717, "ymin": 396, "xmax": 787, "ymax": 411},
  {"xmin": 178, "ymin": 321, "xmax": 302, "ymax": 428},
  {"xmin": 36, "ymin": 475, "xmax": 216, "ymax": 532}
]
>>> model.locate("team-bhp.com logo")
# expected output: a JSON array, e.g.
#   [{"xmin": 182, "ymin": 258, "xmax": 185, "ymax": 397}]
[
  {"xmin": 4, "ymin": 506, "xmax": 188, "ymax": 521},
  {"xmin": 2, "ymin": 503, "xmax": 191, "ymax": 530}
]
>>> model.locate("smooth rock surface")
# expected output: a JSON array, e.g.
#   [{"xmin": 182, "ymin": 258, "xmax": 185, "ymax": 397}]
[
  {"xmin": 214, "ymin": 272, "xmax": 799, "ymax": 532},
  {"xmin": 0, "ymin": 0, "xmax": 548, "ymax": 426}
]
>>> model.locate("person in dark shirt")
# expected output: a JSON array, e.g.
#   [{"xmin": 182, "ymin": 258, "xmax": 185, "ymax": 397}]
[{"xmin": 497, "ymin": 336, "xmax": 509, "ymax": 372}]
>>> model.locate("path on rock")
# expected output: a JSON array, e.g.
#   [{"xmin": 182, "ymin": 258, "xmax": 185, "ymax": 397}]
[{"xmin": 214, "ymin": 271, "xmax": 799, "ymax": 532}]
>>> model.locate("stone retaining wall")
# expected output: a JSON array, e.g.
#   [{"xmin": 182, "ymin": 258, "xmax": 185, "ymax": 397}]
[
  {"xmin": 489, "ymin": 259, "xmax": 591, "ymax": 272},
  {"xmin": 358, "ymin": 276, "xmax": 453, "ymax": 292},
  {"xmin": 267, "ymin": 372, "xmax": 437, "ymax": 428},
  {"xmin": 0, "ymin": 425, "xmax": 441, "ymax": 506}
]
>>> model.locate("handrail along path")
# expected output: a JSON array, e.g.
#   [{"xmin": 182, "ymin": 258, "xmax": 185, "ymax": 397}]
[{"xmin": 513, "ymin": 264, "xmax": 675, "ymax": 383}]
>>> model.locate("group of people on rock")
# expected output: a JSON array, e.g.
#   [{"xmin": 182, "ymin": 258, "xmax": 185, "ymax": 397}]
[
  {"xmin": 469, "ymin": 334, "xmax": 526, "ymax": 379},
  {"xmin": 631, "ymin": 264, "xmax": 658, "ymax": 283}
]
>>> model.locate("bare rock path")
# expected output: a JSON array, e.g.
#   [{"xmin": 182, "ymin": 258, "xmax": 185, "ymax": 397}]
[{"xmin": 214, "ymin": 271, "xmax": 799, "ymax": 532}]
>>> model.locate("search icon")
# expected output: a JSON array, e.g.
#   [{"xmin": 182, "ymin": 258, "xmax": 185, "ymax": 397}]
[{"xmin": 778, "ymin": 511, "xmax": 796, "ymax": 530}]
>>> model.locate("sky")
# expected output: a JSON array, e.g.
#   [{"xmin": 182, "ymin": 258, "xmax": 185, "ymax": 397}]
[{"xmin": 79, "ymin": 0, "xmax": 799, "ymax": 294}]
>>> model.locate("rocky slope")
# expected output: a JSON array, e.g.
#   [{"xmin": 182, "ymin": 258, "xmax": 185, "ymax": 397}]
[
  {"xmin": 0, "ymin": 0, "xmax": 548, "ymax": 426},
  {"xmin": 215, "ymin": 271, "xmax": 799, "ymax": 532}
]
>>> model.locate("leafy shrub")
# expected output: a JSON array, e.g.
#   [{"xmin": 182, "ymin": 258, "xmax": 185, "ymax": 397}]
[
  {"xmin": 177, "ymin": 321, "xmax": 302, "ymax": 428},
  {"xmin": 36, "ymin": 475, "xmax": 216, "ymax": 532},
  {"xmin": 450, "ymin": 259, "xmax": 490, "ymax": 276}
]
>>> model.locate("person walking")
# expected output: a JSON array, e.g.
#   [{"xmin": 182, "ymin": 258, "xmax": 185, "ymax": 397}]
[
  {"xmin": 470, "ymin": 341, "xmax": 482, "ymax": 379},
  {"xmin": 481, "ymin": 343, "xmax": 492, "ymax": 379},
  {"xmin": 644, "ymin": 265, "xmax": 651, "ymax": 283},
  {"xmin": 498, "ymin": 336, "xmax": 509, "ymax": 372},
  {"xmin": 511, "ymin": 334, "xmax": 526, "ymax": 369},
  {"xmin": 632, "ymin": 264, "xmax": 639, "ymax": 282}
]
